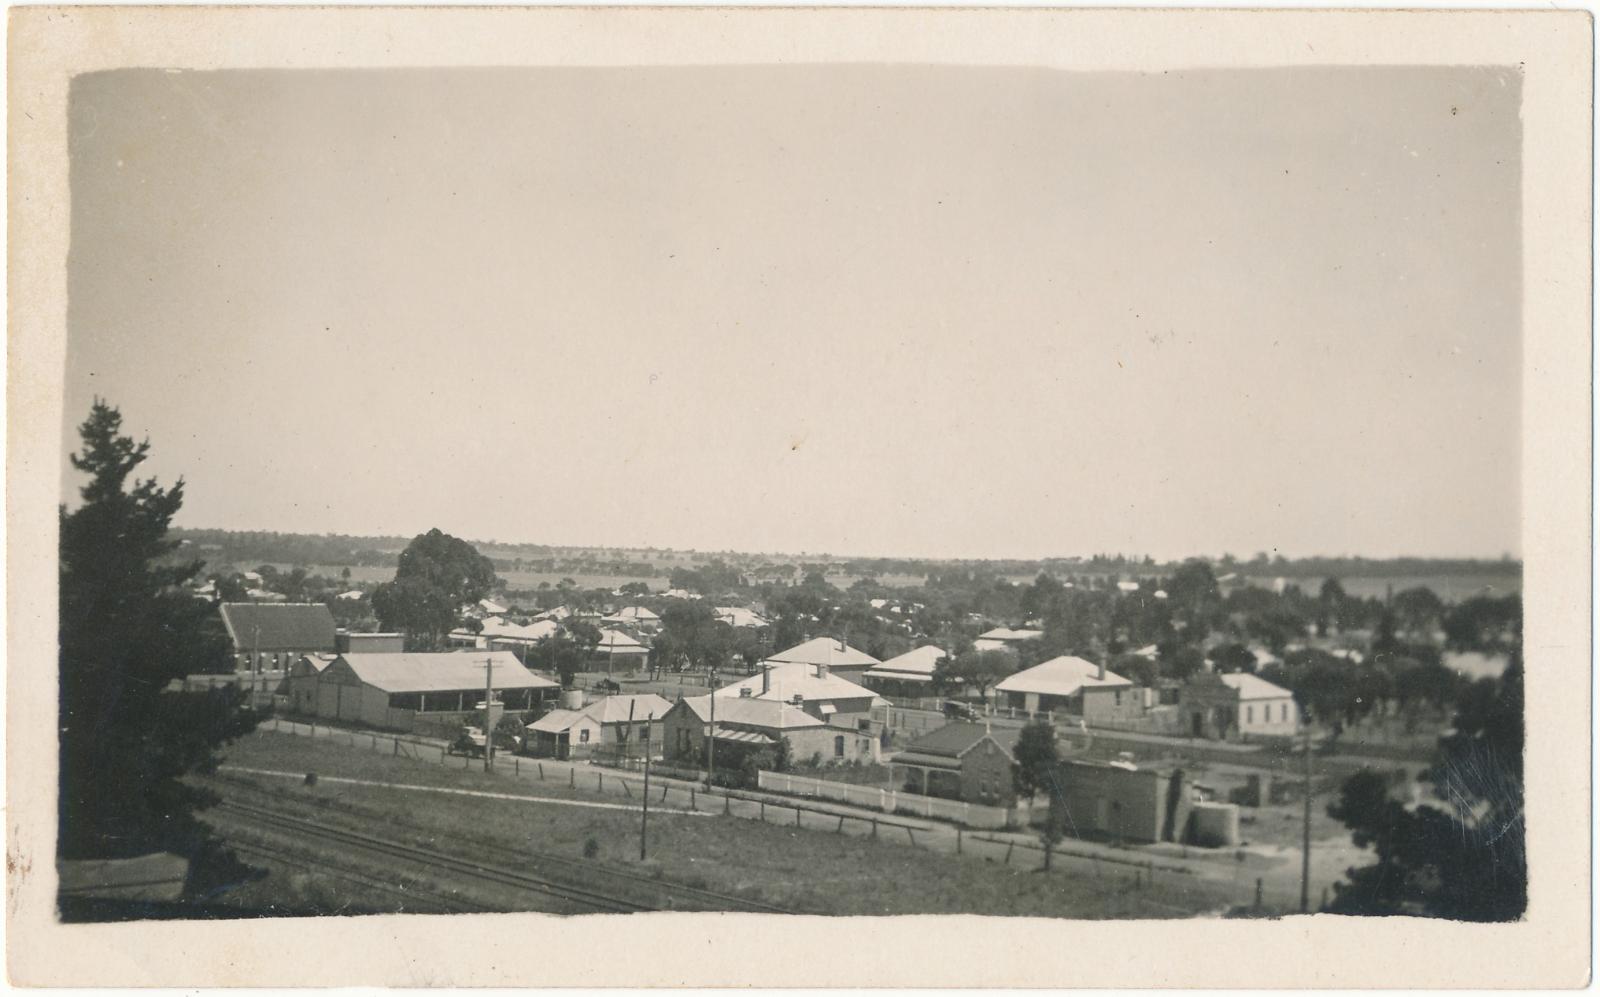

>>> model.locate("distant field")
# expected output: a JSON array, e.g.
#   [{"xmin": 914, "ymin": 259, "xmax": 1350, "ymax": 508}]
[{"xmin": 230, "ymin": 562, "xmax": 1520, "ymax": 604}]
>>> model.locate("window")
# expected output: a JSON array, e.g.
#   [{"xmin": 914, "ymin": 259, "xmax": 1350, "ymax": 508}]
[
  {"xmin": 1246, "ymin": 706, "xmax": 1254, "ymax": 724},
  {"xmin": 641, "ymin": 724, "xmax": 651, "ymax": 742},
  {"xmin": 1114, "ymin": 690, "xmax": 1123, "ymax": 707},
  {"xmin": 834, "ymin": 735, "xmax": 845, "ymax": 758},
  {"xmin": 579, "ymin": 728, "xmax": 591, "ymax": 744},
  {"xmin": 1281, "ymin": 703, "xmax": 1288, "ymax": 722},
  {"xmin": 676, "ymin": 729, "xmax": 690, "ymax": 753}
]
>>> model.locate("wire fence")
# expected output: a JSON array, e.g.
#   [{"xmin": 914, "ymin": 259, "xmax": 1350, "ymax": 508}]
[{"xmin": 260, "ymin": 716, "xmax": 1332, "ymax": 915}]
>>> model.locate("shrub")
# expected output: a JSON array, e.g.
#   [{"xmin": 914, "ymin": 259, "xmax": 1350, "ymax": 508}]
[{"xmin": 582, "ymin": 835, "xmax": 600, "ymax": 859}]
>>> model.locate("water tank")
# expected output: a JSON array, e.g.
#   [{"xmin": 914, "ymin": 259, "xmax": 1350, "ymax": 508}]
[
  {"xmin": 1188, "ymin": 801, "xmax": 1241, "ymax": 847},
  {"xmin": 560, "ymin": 689, "xmax": 585, "ymax": 710}
]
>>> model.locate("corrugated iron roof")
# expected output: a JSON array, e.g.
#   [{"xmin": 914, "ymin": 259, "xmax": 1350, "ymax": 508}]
[
  {"xmin": 336, "ymin": 651, "xmax": 557, "ymax": 694},
  {"xmin": 872, "ymin": 645, "xmax": 947, "ymax": 677},
  {"xmin": 995, "ymin": 656, "xmax": 1133, "ymax": 696},
  {"xmin": 717, "ymin": 662, "xmax": 882, "ymax": 705},
  {"xmin": 1219, "ymin": 672, "xmax": 1294, "ymax": 700},
  {"xmin": 674, "ymin": 694, "xmax": 825, "ymax": 730},
  {"xmin": 764, "ymin": 637, "xmax": 880, "ymax": 669},
  {"xmin": 713, "ymin": 729, "xmax": 776, "ymax": 745},
  {"xmin": 580, "ymin": 693, "xmax": 673, "ymax": 724}
]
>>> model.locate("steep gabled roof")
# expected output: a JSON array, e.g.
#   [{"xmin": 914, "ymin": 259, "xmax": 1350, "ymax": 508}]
[
  {"xmin": 898, "ymin": 721, "xmax": 1020, "ymax": 761},
  {"xmin": 220, "ymin": 603, "xmax": 338, "ymax": 652}
]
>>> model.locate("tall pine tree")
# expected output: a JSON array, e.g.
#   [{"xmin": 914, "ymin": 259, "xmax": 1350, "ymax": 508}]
[{"xmin": 58, "ymin": 400, "xmax": 258, "ymax": 863}]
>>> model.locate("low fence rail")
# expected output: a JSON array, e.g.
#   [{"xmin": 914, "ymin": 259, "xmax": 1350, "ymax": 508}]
[{"xmin": 757, "ymin": 771, "xmax": 1014, "ymax": 829}]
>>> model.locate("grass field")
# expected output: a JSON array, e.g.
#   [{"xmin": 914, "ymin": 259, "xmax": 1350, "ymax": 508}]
[{"xmin": 198, "ymin": 731, "xmax": 1225, "ymax": 918}]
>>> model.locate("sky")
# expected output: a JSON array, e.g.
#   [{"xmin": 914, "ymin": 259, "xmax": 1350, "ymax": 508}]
[{"xmin": 63, "ymin": 65, "xmax": 1521, "ymax": 562}]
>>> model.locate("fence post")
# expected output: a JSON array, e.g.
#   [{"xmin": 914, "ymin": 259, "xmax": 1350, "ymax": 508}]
[
  {"xmin": 570, "ymin": 767, "xmax": 575, "ymax": 788},
  {"xmin": 1005, "ymin": 841, "xmax": 1014, "ymax": 865},
  {"xmin": 905, "ymin": 826, "xmax": 915, "ymax": 845},
  {"xmin": 598, "ymin": 773, "xmax": 604, "ymax": 792},
  {"xmin": 538, "ymin": 762, "xmax": 545, "ymax": 780},
  {"xmin": 837, "ymin": 815, "xmax": 845, "ymax": 833},
  {"xmin": 796, "ymin": 807, "xmax": 802, "ymax": 827},
  {"xmin": 759, "ymin": 801, "xmax": 765, "ymax": 821},
  {"xmin": 690, "ymin": 789, "xmax": 696, "ymax": 811},
  {"xmin": 515, "ymin": 757, "xmax": 520, "ymax": 776},
  {"xmin": 725, "ymin": 794, "xmax": 731, "ymax": 815},
  {"xmin": 957, "ymin": 827, "xmax": 963, "ymax": 854},
  {"xmin": 871, "ymin": 818, "xmax": 878, "ymax": 839}
]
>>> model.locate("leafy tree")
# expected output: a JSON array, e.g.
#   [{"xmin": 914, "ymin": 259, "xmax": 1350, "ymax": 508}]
[
  {"xmin": 371, "ymin": 528, "xmax": 497, "ymax": 649},
  {"xmin": 58, "ymin": 401, "xmax": 259, "ymax": 870},
  {"xmin": 1209, "ymin": 642, "xmax": 1257, "ymax": 674},
  {"xmin": 1391, "ymin": 586, "xmax": 1445, "ymax": 637},
  {"xmin": 1011, "ymin": 720, "xmax": 1059, "ymax": 803},
  {"xmin": 1160, "ymin": 643, "xmax": 1206, "ymax": 682},
  {"xmin": 935, "ymin": 649, "xmax": 1015, "ymax": 702},
  {"xmin": 1326, "ymin": 659, "xmax": 1524, "ymax": 920}
]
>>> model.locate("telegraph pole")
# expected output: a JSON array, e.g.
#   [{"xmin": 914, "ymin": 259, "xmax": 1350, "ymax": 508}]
[
  {"xmin": 251, "ymin": 623, "xmax": 261, "ymax": 710},
  {"xmin": 484, "ymin": 654, "xmax": 495, "ymax": 773},
  {"xmin": 705, "ymin": 669, "xmax": 717, "ymax": 791},
  {"xmin": 640, "ymin": 710, "xmax": 654, "ymax": 860},
  {"xmin": 1300, "ymin": 721, "xmax": 1312, "ymax": 913}
]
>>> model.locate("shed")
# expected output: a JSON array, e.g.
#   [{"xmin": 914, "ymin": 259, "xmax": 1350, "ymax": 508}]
[{"xmin": 312, "ymin": 650, "xmax": 558, "ymax": 731}]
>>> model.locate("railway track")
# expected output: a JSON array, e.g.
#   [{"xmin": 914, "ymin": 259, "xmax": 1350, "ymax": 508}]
[
  {"xmin": 212, "ymin": 773, "xmax": 799, "ymax": 915},
  {"xmin": 221, "ymin": 835, "xmax": 490, "ymax": 914},
  {"xmin": 217, "ymin": 800, "xmax": 652, "ymax": 914}
]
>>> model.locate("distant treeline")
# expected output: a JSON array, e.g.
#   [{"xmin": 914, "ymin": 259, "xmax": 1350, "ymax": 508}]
[{"xmin": 167, "ymin": 528, "xmax": 1519, "ymax": 582}]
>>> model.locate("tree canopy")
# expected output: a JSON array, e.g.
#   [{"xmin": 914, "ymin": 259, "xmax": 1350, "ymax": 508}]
[
  {"xmin": 1011, "ymin": 719, "xmax": 1059, "ymax": 802},
  {"xmin": 58, "ymin": 400, "xmax": 258, "ymax": 866},
  {"xmin": 1326, "ymin": 657, "xmax": 1524, "ymax": 919},
  {"xmin": 371, "ymin": 528, "xmax": 497, "ymax": 649}
]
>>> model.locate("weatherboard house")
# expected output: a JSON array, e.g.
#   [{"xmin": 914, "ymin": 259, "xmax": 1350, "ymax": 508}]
[
  {"xmin": 1179, "ymin": 672, "xmax": 1299, "ymax": 740},
  {"xmin": 994, "ymin": 655, "xmax": 1144, "ymax": 723}
]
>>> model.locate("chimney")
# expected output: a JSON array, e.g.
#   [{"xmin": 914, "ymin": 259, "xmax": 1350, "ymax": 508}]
[
  {"xmin": 1097, "ymin": 657, "xmax": 1106, "ymax": 682},
  {"xmin": 815, "ymin": 663, "xmax": 828, "ymax": 679},
  {"xmin": 739, "ymin": 687, "xmax": 753, "ymax": 698},
  {"xmin": 762, "ymin": 666, "xmax": 771, "ymax": 695}
]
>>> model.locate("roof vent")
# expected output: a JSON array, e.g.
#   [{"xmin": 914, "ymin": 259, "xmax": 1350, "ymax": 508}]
[
  {"xmin": 790, "ymin": 693, "xmax": 804, "ymax": 705},
  {"xmin": 739, "ymin": 688, "xmax": 753, "ymax": 698}
]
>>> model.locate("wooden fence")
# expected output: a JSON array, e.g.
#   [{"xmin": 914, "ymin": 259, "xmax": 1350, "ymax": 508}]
[{"xmin": 757, "ymin": 771, "xmax": 1015, "ymax": 829}]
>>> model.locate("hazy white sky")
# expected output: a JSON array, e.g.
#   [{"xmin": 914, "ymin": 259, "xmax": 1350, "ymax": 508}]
[{"xmin": 64, "ymin": 66, "xmax": 1520, "ymax": 561}]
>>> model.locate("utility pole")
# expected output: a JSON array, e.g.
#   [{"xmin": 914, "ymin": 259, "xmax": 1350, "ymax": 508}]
[
  {"xmin": 251, "ymin": 622, "xmax": 261, "ymax": 711},
  {"xmin": 705, "ymin": 669, "xmax": 717, "ymax": 791},
  {"xmin": 484, "ymin": 654, "xmax": 495, "ymax": 773},
  {"xmin": 640, "ymin": 710, "xmax": 654, "ymax": 860},
  {"xmin": 1300, "ymin": 720, "xmax": 1312, "ymax": 913}
]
